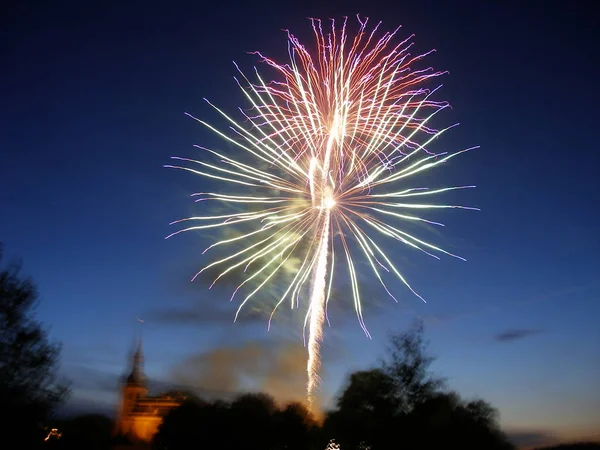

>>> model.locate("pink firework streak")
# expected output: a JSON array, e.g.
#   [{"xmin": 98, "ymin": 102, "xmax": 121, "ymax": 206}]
[{"xmin": 166, "ymin": 15, "xmax": 478, "ymax": 410}]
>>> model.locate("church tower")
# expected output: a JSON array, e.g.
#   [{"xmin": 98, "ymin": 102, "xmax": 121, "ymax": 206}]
[{"xmin": 115, "ymin": 337, "xmax": 149, "ymax": 438}]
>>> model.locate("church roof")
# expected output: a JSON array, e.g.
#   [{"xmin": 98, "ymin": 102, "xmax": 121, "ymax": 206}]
[{"xmin": 126, "ymin": 370, "xmax": 144, "ymax": 385}]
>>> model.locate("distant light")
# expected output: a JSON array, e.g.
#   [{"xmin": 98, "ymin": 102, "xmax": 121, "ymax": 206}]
[{"xmin": 44, "ymin": 428, "xmax": 62, "ymax": 441}]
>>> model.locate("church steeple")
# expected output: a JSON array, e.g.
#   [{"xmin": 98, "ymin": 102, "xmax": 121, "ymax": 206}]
[
  {"xmin": 115, "ymin": 324, "xmax": 149, "ymax": 439},
  {"xmin": 126, "ymin": 337, "xmax": 145, "ymax": 385}
]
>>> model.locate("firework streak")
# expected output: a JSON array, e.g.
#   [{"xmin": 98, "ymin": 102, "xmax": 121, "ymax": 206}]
[{"xmin": 166, "ymin": 15, "xmax": 478, "ymax": 409}]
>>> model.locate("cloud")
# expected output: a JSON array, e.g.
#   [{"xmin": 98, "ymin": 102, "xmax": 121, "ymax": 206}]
[
  {"xmin": 63, "ymin": 363, "xmax": 120, "ymax": 393},
  {"xmin": 147, "ymin": 272, "xmax": 396, "ymax": 334},
  {"xmin": 145, "ymin": 302, "xmax": 263, "ymax": 326},
  {"xmin": 63, "ymin": 361, "xmax": 182, "ymax": 398},
  {"xmin": 494, "ymin": 328, "xmax": 542, "ymax": 343}
]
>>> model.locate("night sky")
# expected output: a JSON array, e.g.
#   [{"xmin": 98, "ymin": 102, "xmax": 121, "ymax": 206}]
[{"xmin": 1, "ymin": 1, "xmax": 599, "ymax": 448}]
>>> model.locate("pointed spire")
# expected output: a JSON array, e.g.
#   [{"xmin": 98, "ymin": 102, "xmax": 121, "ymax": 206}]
[
  {"xmin": 133, "ymin": 336, "xmax": 143, "ymax": 365},
  {"xmin": 126, "ymin": 318, "xmax": 146, "ymax": 385}
]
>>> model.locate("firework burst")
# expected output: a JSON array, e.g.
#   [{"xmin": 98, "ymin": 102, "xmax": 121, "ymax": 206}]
[{"xmin": 166, "ymin": 15, "xmax": 478, "ymax": 409}]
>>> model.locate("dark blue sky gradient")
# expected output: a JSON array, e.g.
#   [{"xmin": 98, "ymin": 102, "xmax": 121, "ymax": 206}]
[{"xmin": 1, "ymin": 1, "xmax": 599, "ymax": 447}]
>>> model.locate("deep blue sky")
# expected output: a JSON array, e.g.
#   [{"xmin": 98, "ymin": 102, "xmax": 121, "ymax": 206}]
[{"xmin": 1, "ymin": 1, "xmax": 599, "ymax": 448}]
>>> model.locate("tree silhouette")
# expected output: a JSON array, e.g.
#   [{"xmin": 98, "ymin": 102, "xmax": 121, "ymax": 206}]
[
  {"xmin": 272, "ymin": 402, "xmax": 317, "ymax": 450},
  {"xmin": 407, "ymin": 391, "xmax": 514, "ymax": 449},
  {"xmin": 153, "ymin": 394, "xmax": 319, "ymax": 450},
  {"xmin": 380, "ymin": 320, "xmax": 446, "ymax": 413},
  {"xmin": 336, "ymin": 369, "xmax": 397, "ymax": 415},
  {"xmin": 325, "ymin": 369, "xmax": 398, "ymax": 449},
  {"xmin": 0, "ymin": 244, "xmax": 69, "ymax": 448},
  {"xmin": 228, "ymin": 392, "xmax": 278, "ymax": 450},
  {"xmin": 326, "ymin": 322, "xmax": 515, "ymax": 450}
]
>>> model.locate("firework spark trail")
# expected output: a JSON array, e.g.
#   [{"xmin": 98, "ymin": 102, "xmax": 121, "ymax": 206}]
[
  {"xmin": 306, "ymin": 211, "xmax": 329, "ymax": 406},
  {"xmin": 166, "ymin": 15, "xmax": 478, "ymax": 410},
  {"xmin": 306, "ymin": 154, "xmax": 335, "ymax": 407}
]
